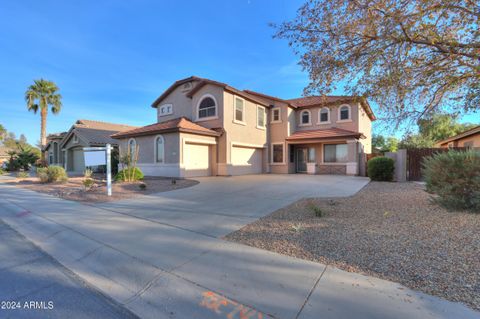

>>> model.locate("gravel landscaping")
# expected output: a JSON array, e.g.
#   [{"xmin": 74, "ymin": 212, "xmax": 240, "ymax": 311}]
[
  {"xmin": 8, "ymin": 175, "xmax": 198, "ymax": 202},
  {"xmin": 225, "ymin": 182, "xmax": 480, "ymax": 310}
]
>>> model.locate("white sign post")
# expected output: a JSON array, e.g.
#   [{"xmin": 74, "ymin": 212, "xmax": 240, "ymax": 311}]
[{"xmin": 83, "ymin": 144, "xmax": 112, "ymax": 196}]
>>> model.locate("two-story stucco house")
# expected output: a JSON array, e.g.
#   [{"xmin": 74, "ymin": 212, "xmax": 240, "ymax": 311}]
[{"xmin": 111, "ymin": 76, "xmax": 375, "ymax": 178}]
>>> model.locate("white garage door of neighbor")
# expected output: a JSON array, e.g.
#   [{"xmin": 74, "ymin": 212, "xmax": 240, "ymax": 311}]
[
  {"xmin": 184, "ymin": 143, "xmax": 211, "ymax": 177},
  {"xmin": 231, "ymin": 146, "xmax": 262, "ymax": 175},
  {"xmin": 72, "ymin": 149, "xmax": 85, "ymax": 172}
]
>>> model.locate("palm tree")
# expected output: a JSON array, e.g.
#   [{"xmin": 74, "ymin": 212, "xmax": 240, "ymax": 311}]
[{"xmin": 25, "ymin": 79, "xmax": 62, "ymax": 152}]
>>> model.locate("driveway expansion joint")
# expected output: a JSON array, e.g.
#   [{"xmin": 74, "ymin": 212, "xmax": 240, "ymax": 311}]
[{"xmin": 295, "ymin": 265, "xmax": 328, "ymax": 319}]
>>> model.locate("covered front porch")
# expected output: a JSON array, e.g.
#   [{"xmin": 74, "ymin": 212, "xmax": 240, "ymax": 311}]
[{"xmin": 285, "ymin": 128, "xmax": 366, "ymax": 176}]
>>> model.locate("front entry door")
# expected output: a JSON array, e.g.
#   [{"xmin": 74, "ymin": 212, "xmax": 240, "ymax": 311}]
[{"xmin": 296, "ymin": 148, "xmax": 307, "ymax": 173}]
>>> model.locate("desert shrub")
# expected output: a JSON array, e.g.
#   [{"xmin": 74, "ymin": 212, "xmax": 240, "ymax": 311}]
[
  {"xmin": 308, "ymin": 203, "xmax": 323, "ymax": 217},
  {"xmin": 138, "ymin": 183, "xmax": 147, "ymax": 190},
  {"xmin": 115, "ymin": 167, "xmax": 144, "ymax": 182},
  {"xmin": 37, "ymin": 166, "xmax": 68, "ymax": 183},
  {"xmin": 16, "ymin": 171, "xmax": 29, "ymax": 179},
  {"xmin": 83, "ymin": 178, "xmax": 95, "ymax": 191},
  {"xmin": 423, "ymin": 150, "xmax": 480, "ymax": 211},
  {"xmin": 367, "ymin": 157, "xmax": 395, "ymax": 181},
  {"xmin": 36, "ymin": 167, "xmax": 49, "ymax": 183},
  {"xmin": 84, "ymin": 168, "xmax": 93, "ymax": 178},
  {"xmin": 0, "ymin": 168, "xmax": 4, "ymax": 175}
]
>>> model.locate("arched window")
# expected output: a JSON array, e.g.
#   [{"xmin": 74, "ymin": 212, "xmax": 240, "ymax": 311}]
[
  {"xmin": 300, "ymin": 110, "xmax": 311, "ymax": 125},
  {"xmin": 338, "ymin": 105, "xmax": 351, "ymax": 121},
  {"xmin": 52, "ymin": 142, "xmax": 58, "ymax": 163},
  {"xmin": 197, "ymin": 94, "xmax": 217, "ymax": 119},
  {"xmin": 155, "ymin": 135, "xmax": 164, "ymax": 163},
  {"xmin": 128, "ymin": 138, "xmax": 137, "ymax": 160},
  {"xmin": 319, "ymin": 107, "xmax": 330, "ymax": 123}
]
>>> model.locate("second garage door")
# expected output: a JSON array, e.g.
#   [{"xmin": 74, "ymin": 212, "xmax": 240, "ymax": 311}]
[
  {"xmin": 231, "ymin": 146, "xmax": 263, "ymax": 175},
  {"xmin": 184, "ymin": 143, "xmax": 211, "ymax": 177}
]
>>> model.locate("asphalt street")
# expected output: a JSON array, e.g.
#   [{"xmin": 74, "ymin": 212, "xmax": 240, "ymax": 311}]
[{"xmin": 0, "ymin": 219, "xmax": 138, "ymax": 319}]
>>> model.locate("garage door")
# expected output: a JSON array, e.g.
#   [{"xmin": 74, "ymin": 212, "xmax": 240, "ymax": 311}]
[
  {"xmin": 72, "ymin": 149, "xmax": 85, "ymax": 173},
  {"xmin": 231, "ymin": 146, "xmax": 263, "ymax": 175},
  {"xmin": 184, "ymin": 143, "xmax": 211, "ymax": 177}
]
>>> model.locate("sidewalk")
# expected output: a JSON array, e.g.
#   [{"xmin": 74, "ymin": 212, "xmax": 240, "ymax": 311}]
[{"xmin": 0, "ymin": 183, "xmax": 478, "ymax": 319}]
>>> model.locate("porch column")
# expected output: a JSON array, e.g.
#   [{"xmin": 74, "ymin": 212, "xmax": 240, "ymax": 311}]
[{"xmin": 346, "ymin": 139, "xmax": 359, "ymax": 175}]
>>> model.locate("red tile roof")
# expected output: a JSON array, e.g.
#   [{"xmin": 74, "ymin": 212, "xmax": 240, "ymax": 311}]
[
  {"xmin": 286, "ymin": 128, "xmax": 364, "ymax": 141},
  {"xmin": 111, "ymin": 117, "xmax": 220, "ymax": 139}
]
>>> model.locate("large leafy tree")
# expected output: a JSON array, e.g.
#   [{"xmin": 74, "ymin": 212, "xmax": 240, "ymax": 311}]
[
  {"xmin": 0, "ymin": 124, "xmax": 5, "ymax": 142},
  {"xmin": 398, "ymin": 113, "xmax": 476, "ymax": 148},
  {"xmin": 274, "ymin": 0, "xmax": 479, "ymax": 123},
  {"xmin": 25, "ymin": 79, "xmax": 62, "ymax": 151}
]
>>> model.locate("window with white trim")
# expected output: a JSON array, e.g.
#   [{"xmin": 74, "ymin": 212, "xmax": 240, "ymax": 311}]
[
  {"xmin": 198, "ymin": 95, "xmax": 217, "ymax": 119},
  {"xmin": 155, "ymin": 135, "xmax": 164, "ymax": 163},
  {"xmin": 159, "ymin": 104, "xmax": 173, "ymax": 117},
  {"xmin": 257, "ymin": 106, "xmax": 266, "ymax": 128},
  {"xmin": 324, "ymin": 144, "xmax": 348, "ymax": 163},
  {"xmin": 319, "ymin": 107, "xmax": 330, "ymax": 123},
  {"xmin": 234, "ymin": 97, "xmax": 245, "ymax": 123},
  {"xmin": 300, "ymin": 110, "xmax": 311, "ymax": 125},
  {"xmin": 272, "ymin": 108, "xmax": 281, "ymax": 122},
  {"xmin": 339, "ymin": 105, "xmax": 351, "ymax": 121},
  {"xmin": 272, "ymin": 144, "xmax": 284, "ymax": 163}
]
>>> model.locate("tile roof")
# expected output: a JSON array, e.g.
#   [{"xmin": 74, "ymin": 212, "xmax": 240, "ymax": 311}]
[
  {"xmin": 436, "ymin": 125, "xmax": 480, "ymax": 146},
  {"xmin": 150, "ymin": 76, "xmax": 270, "ymax": 108},
  {"xmin": 286, "ymin": 128, "xmax": 364, "ymax": 141},
  {"xmin": 75, "ymin": 119, "xmax": 137, "ymax": 132},
  {"xmin": 244, "ymin": 90, "xmax": 376, "ymax": 121},
  {"xmin": 111, "ymin": 117, "xmax": 221, "ymax": 139}
]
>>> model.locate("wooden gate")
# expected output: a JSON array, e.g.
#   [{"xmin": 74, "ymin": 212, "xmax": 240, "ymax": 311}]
[{"xmin": 407, "ymin": 148, "xmax": 466, "ymax": 181}]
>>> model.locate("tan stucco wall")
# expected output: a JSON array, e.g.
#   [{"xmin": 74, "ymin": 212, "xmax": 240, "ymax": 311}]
[
  {"xmin": 156, "ymin": 82, "xmax": 224, "ymax": 130},
  {"xmin": 155, "ymin": 79, "xmax": 201, "ymax": 122},
  {"xmin": 222, "ymin": 91, "xmax": 267, "ymax": 166},
  {"xmin": 294, "ymin": 103, "xmax": 359, "ymax": 132},
  {"xmin": 357, "ymin": 103, "xmax": 372, "ymax": 153},
  {"xmin": 439, "ymin": 134, "xmax": 480, "ymax": 148},
  {"xmin": 117, "ymin": 133, "xmax": 180, "ymax": 164}
]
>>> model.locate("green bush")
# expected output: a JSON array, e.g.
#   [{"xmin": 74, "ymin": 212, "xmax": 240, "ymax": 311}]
[
  {"xmin": 0, "ymin": 168, "xmax": 4, "ymax": 175},
  {"xmin": 115, "ymin": 167, "xmax": 144, "ymax": 182},
  {"xmin": 37, "ymin": 166, "xmax": 68, "ymax": 183},
  {"xmin": 367, "ymin": 156, "xmax": 395, "ymax": 181},
  {"xmin": 423, "ymin": 150, "xmax": 480, "ymax": 211}
]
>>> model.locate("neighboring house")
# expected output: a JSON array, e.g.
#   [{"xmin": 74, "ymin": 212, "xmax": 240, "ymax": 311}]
[
  {"xmin": 44, "ymin": 132, "xmax": 67, "ymax": 166},
  {"xmin": 46, "ymin": 120, "xmax": 137, "ymax": 173},
  {"xmin": 112, "ymin": 76, "xmax": 375, "ymax": 178},
  {"xmin": 435, "ymin": 125, "xmax": 480, "ymax": 149}
]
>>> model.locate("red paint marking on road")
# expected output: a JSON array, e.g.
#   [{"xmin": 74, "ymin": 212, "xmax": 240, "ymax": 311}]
[
  {"xmin": 199, "ymin": 291, "xmax": 263, "ymax": 319},
  {"xmin": 16, "ymin": 210, "xmax": 31, "ymax": 218}
]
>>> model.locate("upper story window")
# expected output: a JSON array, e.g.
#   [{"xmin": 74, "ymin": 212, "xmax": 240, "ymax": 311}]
[
  {"xmin": 300, "ymin": 110, "xmax": 311, "ymax": 126},
  {"xmin": 271, "ymin": 108, "xmax": 281, "ymax": 123},
  {"xmin": 234, "ymin": 97, "xmax": 245, "ymax": 124},
  {"xmin": 257, "ymin": 106, "xmax": 266, "ymax": 129},
  {"xmin": 338, "ymin": 105, "xmax": 351, "ymax": 121},
  {"xmin": 128, "ymin": 138, "xmax": 137, "ymax": 160},
  {"xmin": 159, "ymin": 104, "xmax": 173, "ymax": 117},
  {"xmin": 73, "ymin": 135, "xmax": 78, "ymax": 143},
  {"xmin": 319, "ymin": 107, "xmax": 330, "ymax": 123},
  {"xmin": 155, "ymin": 135, "xmax": 164, "ymax": 163},
  {"xmin": 197, "ymin": 94, "xmax": 217, "ymax": 119}
]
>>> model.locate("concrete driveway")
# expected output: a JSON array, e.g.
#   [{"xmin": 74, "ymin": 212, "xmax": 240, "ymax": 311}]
[
  {"xmin": 95, "ymin": 174, "xmax": 370, "ymax": 237},
  {"xmin": 1, "ymin": 176, "xmax": 478, "ymax": 319}
]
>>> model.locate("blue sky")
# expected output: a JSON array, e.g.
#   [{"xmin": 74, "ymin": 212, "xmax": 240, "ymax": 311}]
[{"xmin": 0, "ymin": 0, "xmax": 477, "ymax": 145}]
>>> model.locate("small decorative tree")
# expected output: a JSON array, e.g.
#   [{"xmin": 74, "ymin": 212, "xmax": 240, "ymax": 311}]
[{"xmin": 118, "ymin": 143, "xmax": 141, "ymax": 182}]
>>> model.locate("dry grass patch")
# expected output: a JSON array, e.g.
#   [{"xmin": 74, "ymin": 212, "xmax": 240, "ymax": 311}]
[{"xmin": 225, "ymin": 182, "xmax": 480, "ymax": 310}]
